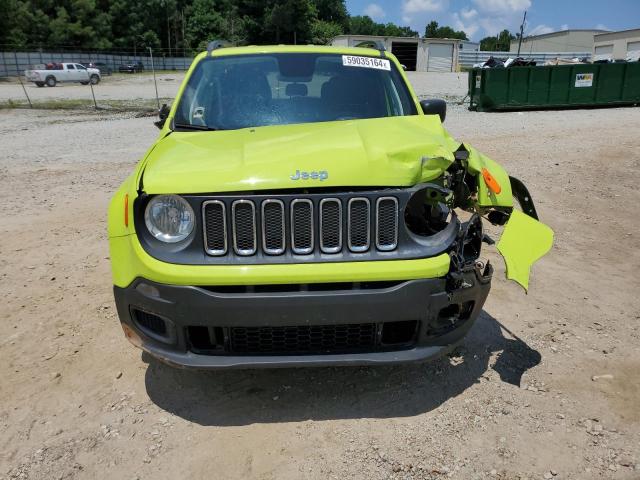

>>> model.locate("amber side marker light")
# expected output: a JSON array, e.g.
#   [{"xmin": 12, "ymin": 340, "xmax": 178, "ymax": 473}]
[
  {"xmin": 124, "ymin": 194, "xmax": 129, "ymax": 227},
  {"xmin": 482, "ymin": 168, "xmax": 502, "ymax": 194}
]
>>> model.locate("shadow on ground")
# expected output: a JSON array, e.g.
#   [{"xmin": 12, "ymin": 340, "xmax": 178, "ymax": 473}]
[{"xmin": 143, "ymin": 311, "xmax": 540, "ymax": 426}]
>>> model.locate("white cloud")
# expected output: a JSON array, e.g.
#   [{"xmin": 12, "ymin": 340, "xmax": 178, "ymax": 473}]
[
  {"xmin": 527, "ymin": 24, "xmax": 553, "ymax": 36},
  {"xmin": 560, "ymin": 24, "xmax": 569, "ymax": 31},
  {"xmin": 402, "ymin": 15, "xmax": 413, "ymax": 24},
  {"xmin": 478, "ymin": 16, "xmax": 508, "ymax": 36},
  {"xmin": 402, "ymin": 0, "xmax": 447, "ymax": 15},
  {"xmin": 468, "ymin": 0, "xmax": 530, "ymax": 40},
  {"xmin": 595, "ymin": 23, "xmax": 610, "ymax": 31},
  {"xmin": 364, "ymin": 3, "xmax": 386, "ymax": 20},
  {"xmin": 460, "ymin": 7, "xmax": 478, "ymax": 20},
  {"xmin": 472, "ymin": 0, "xmax": 531, "ymax": 14},
  {"xmin": 452, "ymin": 12, "xmax": 479, "ymax": 38}
]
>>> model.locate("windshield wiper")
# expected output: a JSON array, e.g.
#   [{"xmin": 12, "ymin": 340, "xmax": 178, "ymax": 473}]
[{"xmin": 173, "ymin": 123, "xmax": 220, "ymax": 131}]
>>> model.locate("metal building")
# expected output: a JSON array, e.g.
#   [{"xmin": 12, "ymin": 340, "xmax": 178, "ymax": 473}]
[
  {"xmin": 509, "ymin": 29, "xmax": 607, "ymax": 53},
  {"xmin": 331, "ymin": 35, "xmax": 462, "ymax": 72},
  {"xmin": 593, "ymin": 28, "xmax": 640, "ymax": 61}
]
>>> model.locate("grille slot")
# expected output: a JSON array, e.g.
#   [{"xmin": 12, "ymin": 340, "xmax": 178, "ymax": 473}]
[
  {"xmin": 319, "ymin": 198, "xmax": 342, "ymax": 253},
  {"xmin": 261, "ymin": 199, "xmax": 285, "ymax": 255},
  {"xmin": 291, "ymin": 199, "xmax": 314, "ymax": 254},
  {"xmin": 348, "ymin": 198, "xmax": 371, "ymax": 252},
  {"xmin": 229, "ymin": 323, "xmax": 377, "ymax": 354},
  {"xmin": 232, "ymin": 200, "xmax": 257, "ymax": 256},
  {"xmin": 376, "ymin": 197, "xmax": 399, "ymax": 251},
  {"xmin": 203, "ymin": 200, "xmax": 227, "ymax": 255}
]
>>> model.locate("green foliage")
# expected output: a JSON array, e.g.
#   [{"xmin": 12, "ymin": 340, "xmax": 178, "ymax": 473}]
[
  {"xmin": 313, "ymin": 0, "xmax": 348, "ymax": 28},
  {"xmin": 264, "ymin": 0, "xmax": 317, "ymax": 44},
  {"xmin": 0, "ymin": 0, "xmax": 416, "ymax": 52},
  {"xmin": 348, "ymin": 16, "xmax": 417, "ymax": 37},
  {"xmin": 424, "ymin": 21, "xmax": 468, "ymax": 40},
  {"xmin": 310, "ymin": 20, "xmax": 343, "ymax": 45},
  {"xmin": 479, "ymin": 30, "xmax": 515, "ymax": 51}
]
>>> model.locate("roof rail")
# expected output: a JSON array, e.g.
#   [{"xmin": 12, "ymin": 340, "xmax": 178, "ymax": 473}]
[
  {"xmin": 207, "ymin": 40, "xmax": 228, "ymax": 56},
  {"xmin": 354, "ymin": 40, "xmax": 386, "ymax": 54}
]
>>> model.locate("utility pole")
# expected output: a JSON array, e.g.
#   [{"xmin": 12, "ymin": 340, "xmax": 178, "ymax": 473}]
[
  {"xmin": 167, "ymin": 9, "xmax": 172, "ymax": 56},
  {"xmin": 517, "ymin": 11, "xmax": 527, "ymax": 56},
  {"xmin": 182, "ymin": 9, "xmax": 186, "ymax": 53},
  {"xmin": 149, "ymin": 47, "xmax": 160, "ymax": 110}
]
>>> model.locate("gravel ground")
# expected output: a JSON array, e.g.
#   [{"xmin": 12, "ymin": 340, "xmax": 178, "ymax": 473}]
[
  {"xmin": 0, "ymin": 72, "xmax": 467, "ymax": 104},
  {"xmin": 0, "ymin": 73, "xmax": 180, "ymax": 103},
  {"xmin": 1, "ymin": 72, "xmax": 639, "ymax": 480}
]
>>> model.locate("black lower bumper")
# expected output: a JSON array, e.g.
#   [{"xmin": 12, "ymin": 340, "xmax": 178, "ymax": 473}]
[{"xmin": 114, "ymin": 265, "xmax": 492, "ymax": 369}]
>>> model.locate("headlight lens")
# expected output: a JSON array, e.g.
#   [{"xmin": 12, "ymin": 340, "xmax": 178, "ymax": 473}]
[{"xmin": 144, "ymin": 195, "xmax": 195, "ymax": 243}]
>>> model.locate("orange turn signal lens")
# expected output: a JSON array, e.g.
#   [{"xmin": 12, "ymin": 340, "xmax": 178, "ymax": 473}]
[
  {"xmin": 481, "ymin": 168, "xmax": 502, "ymax": 194},
  {"xmin": 124, "ymin": 194, "xmax": 129, "ymax": 227}
]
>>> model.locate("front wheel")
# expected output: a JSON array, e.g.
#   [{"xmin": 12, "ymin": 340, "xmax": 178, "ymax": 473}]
[
  {"xmin": 90, "ymin": 74, "xmax": 100, "ymax": 85},
  {"xmin": 45, "ymin": 76, "xmax": 56, "ymax": 87}
]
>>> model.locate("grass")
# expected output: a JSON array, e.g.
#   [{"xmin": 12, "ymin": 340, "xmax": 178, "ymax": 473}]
[{"xmin": 0, "ymin": 97, "xmax": 172, "ymax": 112}]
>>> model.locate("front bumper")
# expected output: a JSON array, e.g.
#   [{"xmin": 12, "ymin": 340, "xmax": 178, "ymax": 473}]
[{"xmin": 114, "ymin": 264, "xmax": 492, "ymax": 369}]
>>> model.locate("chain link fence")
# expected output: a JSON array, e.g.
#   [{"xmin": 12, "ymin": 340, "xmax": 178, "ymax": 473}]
[
  {"xmin": 2, "ymin": 45, "xmax": 595, "ymax": 77},
  {"xmin": 0, "ymin": 46, "xmax": 196, "ymax": 77}
]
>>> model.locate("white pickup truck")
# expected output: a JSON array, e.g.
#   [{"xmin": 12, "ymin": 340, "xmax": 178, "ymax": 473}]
[{"xmin": 25, "ymin": 62, "xmax": 101, "ymax": 87}]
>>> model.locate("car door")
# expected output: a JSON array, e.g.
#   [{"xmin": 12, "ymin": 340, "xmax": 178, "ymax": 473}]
[
  {"xmin": 75, "ymin": 64, "xmax": 90, "ymax": 82},
  {"xmin": 54, "ymin": 64, "xmax": 68, "ymax": 81},
  {"xmin": 64, "ymin": 63, "xmax": 78, "ymax": 81}
]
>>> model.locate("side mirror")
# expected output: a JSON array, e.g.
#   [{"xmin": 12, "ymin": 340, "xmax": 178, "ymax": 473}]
[
  {"xmin": 154, "ymin": 103, "xmax": 170, "ymax": 129},
  {"xmin": 420, "ymin": 99, "xmax": 446, "ymax": 123}
]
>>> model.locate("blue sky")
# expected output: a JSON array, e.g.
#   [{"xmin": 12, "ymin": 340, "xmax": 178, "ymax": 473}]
[{"xmin": 344, "ymin": 0, "xmax": 640, "ymax": 41}]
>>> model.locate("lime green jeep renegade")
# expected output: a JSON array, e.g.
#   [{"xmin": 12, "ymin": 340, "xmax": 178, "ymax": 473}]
[{"xmin": 108, "ymin": 43, "xmax": 553, "ymax": 369}]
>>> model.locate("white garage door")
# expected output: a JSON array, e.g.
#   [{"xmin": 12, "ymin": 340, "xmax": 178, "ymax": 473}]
[
  {"xmin": 594, "ymin": 44, "xmax": 613, "ymax": 61},
  {"xmin": 627, "ymin": 41, "xmax": 640, "ymax": 61},
  {"xmin": 427, "ymin": 43, "xmax": 453, "ymax": 72}
]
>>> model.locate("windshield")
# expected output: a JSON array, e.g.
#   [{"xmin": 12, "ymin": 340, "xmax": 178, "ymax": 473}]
[{"xmin": 174, "ymin": 53, "xmax": 417, "ymax": 130}]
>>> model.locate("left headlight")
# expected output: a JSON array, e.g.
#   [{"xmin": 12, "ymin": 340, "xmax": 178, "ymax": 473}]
[{"xmin": 144, "ymin": 195, "xmax": 195, "ymax": 243}]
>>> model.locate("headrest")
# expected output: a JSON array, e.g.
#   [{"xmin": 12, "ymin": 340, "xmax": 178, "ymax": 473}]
[{"xmin": 285, "ymin": 83, "xmax": 307, "ymax": 97}]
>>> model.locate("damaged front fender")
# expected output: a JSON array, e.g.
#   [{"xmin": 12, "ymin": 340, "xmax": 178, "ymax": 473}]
[
  {"xmin": 497, "ymin": 210, "xmax": 553, "ymax": 292},
  {"xmin": 453, "ymin": 144, "xmax": 553, "ymax": 291}
]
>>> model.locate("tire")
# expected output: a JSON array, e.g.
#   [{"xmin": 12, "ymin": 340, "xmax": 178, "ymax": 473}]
[
  {"xmin": 35, "ymin": 82, "xmax": 45, "ymax": 87},
  {"xmin": 90, "ymin": 74, "xmax": 100, "ymax": 85},
  {"xmin": 45, "ymin": 76, "xmax": 56, "ymax": 87}
]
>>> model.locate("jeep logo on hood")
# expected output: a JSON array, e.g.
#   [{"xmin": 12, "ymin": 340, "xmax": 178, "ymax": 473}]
[{"xmin": 290, "ymin": 170, "xmax": 328, "ymax": 181}]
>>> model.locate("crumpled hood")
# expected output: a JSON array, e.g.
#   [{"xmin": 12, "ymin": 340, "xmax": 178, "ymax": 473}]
[{"xmin": 140, "ymin": 115, "xmax": 460, "ymax": 194}]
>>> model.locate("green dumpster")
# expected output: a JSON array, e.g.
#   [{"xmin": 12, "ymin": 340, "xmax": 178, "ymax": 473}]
[{"xmin": 469, "ymin": 62, "xmax": 640, "ymax": 112}]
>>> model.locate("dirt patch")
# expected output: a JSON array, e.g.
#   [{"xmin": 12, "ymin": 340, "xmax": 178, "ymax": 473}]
[{"xmin": 0, "ymin": 81, "xmax": 639, "ymax": 479}]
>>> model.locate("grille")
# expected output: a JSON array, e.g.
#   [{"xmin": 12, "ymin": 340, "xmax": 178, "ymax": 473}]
[
  {"xmin": 229, "ymin": 323, "xmax": 377, "ymax": 354},
  {"xmin": 262, "ymin": 200, "xmax": 285, "ymax": 255},
  {"xmin": 203, "ymin": 200, "xmax": 227, "ymax": 255},
  {"xmin": 320, "ymin": 198, "xmax": 342, "ymax": 253},
  {"xmin": 348, "ymin": 198, "xmax": 371, "ymax": 252},
  {"xmin": 202, "ymin": 194, "xmax": 399, "ymax": 257},
  {"xmin": 376, "ymin": 197, "xmax": 399, "ymax": 251},
  {"xmin": 232, "ymin": 200, "xmax": 256, "ymax": 255},
  {"xmin": 132, "ymin": 309, "xmax": 167, "ymax": 336},
  {"xmin": 291, "ymin": 199, "xmax": 313, "ymax": 254}
]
